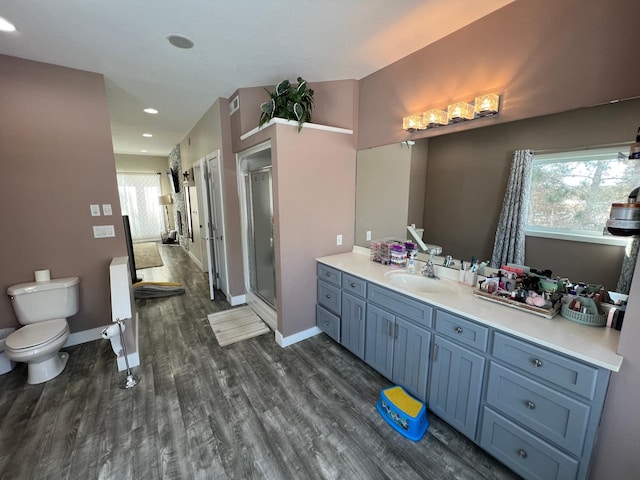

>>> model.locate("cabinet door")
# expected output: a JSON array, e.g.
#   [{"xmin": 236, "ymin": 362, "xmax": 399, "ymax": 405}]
[
  {"xmin": 365, "ymin": 304, "xmax": 395, "ymax": 379},
  {"xmin": 341, "ymin": 292, "xmax": 366, "ymax": 360},
  {"xmin": 428, "ymin": 335, "xmax": 485, "ymax": 440},
  {"xmin": 392, "ymin": 317, "xmax": 431, "ymax": 402}
]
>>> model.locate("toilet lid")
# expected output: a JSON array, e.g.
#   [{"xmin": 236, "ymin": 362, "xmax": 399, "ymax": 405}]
[{"xmin": 6, "ymin": 319, "xmax": 68, "ymax": 351}]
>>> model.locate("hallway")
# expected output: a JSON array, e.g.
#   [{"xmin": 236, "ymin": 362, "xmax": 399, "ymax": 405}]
[{"xmin": 0, "ymin": 244, "xmax": 519, "ymax": 479}]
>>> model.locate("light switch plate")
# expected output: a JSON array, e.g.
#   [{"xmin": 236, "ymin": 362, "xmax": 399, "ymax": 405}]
[
  {"xmin": 366, "ymin": 230, "xmax": 372, "ymax": 241},
  {"xmin": 90, "ymin": 204, "xmax": 101, "ymax": 216},
  {"xmin": 337, "ymin": 234, "xmax": 343, "ymax": 246},
  {"xmin": 102, "ymin": 204, "xmax": 112, "ymax": 216}
]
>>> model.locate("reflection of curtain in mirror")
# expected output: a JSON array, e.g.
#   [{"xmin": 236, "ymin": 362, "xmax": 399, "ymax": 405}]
[
  {"xmin": 117, "ymin": 173, "xmax": 164, "ymax": 240},
  {"xmin": 617, "ymin": 238, "xmax": 639, "ymax": 294},
  {"xmin": 490, "ymin": 149, "xmax": 534, "ymax": 268}
]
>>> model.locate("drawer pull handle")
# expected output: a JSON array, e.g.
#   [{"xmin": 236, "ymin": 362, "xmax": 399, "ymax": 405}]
[
  {"xmin": 325, "ymin": 272, "xmax": 331, "ymax": 277},
  {"xmin": 525, "ymin": 401, "xmax": 536, "ymax": 410},
  {"xmin": 324, "ymin": 321, "xmax": 329, "ymax": 326},
  {"xmin": 325, "ymin": 294, "xmax": 331, "ymax": 299},
  {"xmin": 350, "ymin": 283, "xmax": 357, "ymax": 288},
  {"xmin": 532, "ymin": 359, "xmax": 543, "ymax": 368},
  {"xmin": 454, "ymin": 327, "xmax": 463, "ymax": 334},
  {"xmin": 517, "ymin": 449, "xmax": 528, "ymax": 459}
]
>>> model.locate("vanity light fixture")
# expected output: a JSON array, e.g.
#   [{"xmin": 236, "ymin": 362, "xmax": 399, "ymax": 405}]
[
  {"xmin": 143, "ymin": 108, "xmax": 159, "ymax": 114},
  {"xmin": 142, "ymin": 133, "xmax": 153, "ymax": 138},
  {"xmin": 474, "ymin": 93, "xmax": 500, "ymax": 116},
  {"xmin": 423, "ymin": 109, "xmax": 448, "ymax": 128},
  {"xmin": 403, "ymin": 92, "xmax": 500, "ymax": 131},
  {"xmin": 402, "ymin": 115, "xmax": 426, "ymax": 132},
  {"xmin": 447, "ymin": 102, "xmax": 475, "ymax": 122}
]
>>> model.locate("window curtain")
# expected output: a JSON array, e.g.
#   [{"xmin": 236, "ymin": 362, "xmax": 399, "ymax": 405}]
[
  {"xmin": 490, "ymin": 149, "xmax": 535, "ymax": 268},
  {"xmin": 617, "ymin": 237, "xmax": 639, "ymax": 294},
  {"xmin": 117, "ymin": 173, "xmax": 164, "ymax": 240}
]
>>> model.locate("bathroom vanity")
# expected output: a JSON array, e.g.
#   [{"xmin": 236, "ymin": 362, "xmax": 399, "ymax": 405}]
[{"xmin": 316, "ymin": 250, "xmax": 622, "ymax": 480}]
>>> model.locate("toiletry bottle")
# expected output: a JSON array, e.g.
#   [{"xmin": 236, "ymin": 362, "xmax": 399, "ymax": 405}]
[{"xmin": 407, "ymin": 248, "xmax": 417, "ymax": 274}]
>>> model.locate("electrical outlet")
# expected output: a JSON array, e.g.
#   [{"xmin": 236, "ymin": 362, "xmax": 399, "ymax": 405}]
[
  {"xmin": 337, "ymin": 234, "xmax": 343, "ymax": 246},
  {"xmin": 366, "ymin": 230, "xmax": 372, "ymax": 241},
  {"xmin": 102, "ymin": 204, "xmax": 112, "ymax": 216}
]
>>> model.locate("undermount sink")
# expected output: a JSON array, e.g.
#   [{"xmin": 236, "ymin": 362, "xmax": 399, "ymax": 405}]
[{"xmin": 384, "ymin": 270, "xmax": 455, "ymax": 294}]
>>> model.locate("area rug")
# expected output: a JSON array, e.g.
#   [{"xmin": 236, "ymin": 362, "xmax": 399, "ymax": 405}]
[
  {"xmin": 207, "ymin": 306, "xmax": 271, "ymax": 347},
  {"xmin": 133, "ymin": 242, "xmax": 164, "ymax": 269}
]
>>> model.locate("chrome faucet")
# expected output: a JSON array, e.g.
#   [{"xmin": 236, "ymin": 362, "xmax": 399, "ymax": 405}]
[{"xmin": 421, "ymin": 249, "xmax": 439, "ymax": 279}]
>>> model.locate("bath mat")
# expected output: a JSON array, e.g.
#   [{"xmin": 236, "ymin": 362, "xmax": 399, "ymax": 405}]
[
  {"xmin": 133, "ymin": 281, "xmax": 185, "ymax": 299},
  {"xmin": 207, "ymin": 306, "xmax": 271, "ymax": 346},
  {"xmin": 133, "ymin": 242, "xmax": 164, "ymax": 269}
]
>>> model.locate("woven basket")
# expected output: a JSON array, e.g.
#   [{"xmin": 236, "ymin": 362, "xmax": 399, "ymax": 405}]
[{"xmin": 560, "ymin": 297, "xmax": 606, "ymax": 327}]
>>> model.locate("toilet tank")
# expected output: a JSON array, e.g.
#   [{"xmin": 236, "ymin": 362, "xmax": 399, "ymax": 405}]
[{"xmin": 7, "ymin": 277, "xmax": 80, "ymax": 325}]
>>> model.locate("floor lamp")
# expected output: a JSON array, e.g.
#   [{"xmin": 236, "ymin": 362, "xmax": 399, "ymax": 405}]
[{"xmin": 158, "ymin": 194, "xmax": 173, "ymax": 232}]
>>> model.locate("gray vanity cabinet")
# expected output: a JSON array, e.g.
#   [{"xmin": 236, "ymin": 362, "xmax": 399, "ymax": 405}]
[
  {"xmin": 364, "ymin": 304, "xmax": 395, "ymax": 379},
  {"xmin": 341, "ymin": 291, "xmax": 366, "ymax": 359},
  {"xmin": 365, "ymin": 284, "xmax": 433, "ymax": 401},
  {"xmin": 480, "ymin": 332, "xmax": 611, "ymax": 480},
  {"xmin": 428, "ymin": 310, "xmax": 487, "ymax": 440},
  {"xmin": 429, "ymin": 335, "xmax": 485, "ymax": 439},
  {"xmin": 316, "ymin": 264, "xmax": 367, "ymax": 359}
]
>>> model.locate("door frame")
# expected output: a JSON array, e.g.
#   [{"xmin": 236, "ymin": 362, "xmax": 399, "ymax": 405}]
[
  {"xmin": 197, "ymin": 150, "xmax": 229, "ymax": 300},
  {"xmin": 236, "ymin": 141, "xmax": 277, "ymax": 331}
]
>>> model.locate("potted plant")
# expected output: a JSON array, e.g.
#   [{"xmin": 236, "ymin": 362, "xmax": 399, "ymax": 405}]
[{"xmin": 259, "ymin": 77, "xmax": 314, "ymax": 132}]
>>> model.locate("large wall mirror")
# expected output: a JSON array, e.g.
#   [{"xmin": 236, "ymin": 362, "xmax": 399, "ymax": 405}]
[{"xmin": 355, "ymin": 98, "xmax": 640, "ymax": 290}]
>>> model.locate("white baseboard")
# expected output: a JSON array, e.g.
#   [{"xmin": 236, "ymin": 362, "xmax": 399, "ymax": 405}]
[
  {"xmin": 276, "ymin": 326, "xmax": 322, "ymax": 347},
  {"xmin": 64, "ymin": 326, "xmax": 104, "ymax": 347},
  {"xmin": 188, "ymin": 250, "xmax": 203, "ymax": 270},
  {"xmin": 229, "ymin": 294, "xmax": 246, "ymax": 306}
]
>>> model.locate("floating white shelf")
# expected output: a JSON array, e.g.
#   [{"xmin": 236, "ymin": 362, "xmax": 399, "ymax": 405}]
[{"xmin": 240, "ymin": 117, "xmax": 353, "ymax": 141}]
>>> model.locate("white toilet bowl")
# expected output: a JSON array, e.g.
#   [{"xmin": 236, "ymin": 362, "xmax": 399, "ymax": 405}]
[{"xmin": 5, "ymin": 319, "xmax": 70, "ymax": 384}]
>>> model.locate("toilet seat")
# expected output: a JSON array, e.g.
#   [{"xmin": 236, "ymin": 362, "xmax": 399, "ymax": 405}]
[{"xmin": 6, "ymin": 319, "xmax": 69, "ymax": 351}]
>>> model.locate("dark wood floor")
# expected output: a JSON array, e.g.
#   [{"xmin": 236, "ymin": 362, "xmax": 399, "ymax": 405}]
[{"xmin": 0, "ymin": 243, "xmax": 520, "ymax": 480}]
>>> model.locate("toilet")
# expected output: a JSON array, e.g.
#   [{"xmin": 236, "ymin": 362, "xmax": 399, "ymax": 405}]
[{"xmin": 5, "ymin": 276, "xmax": 80, "ymax": 384}]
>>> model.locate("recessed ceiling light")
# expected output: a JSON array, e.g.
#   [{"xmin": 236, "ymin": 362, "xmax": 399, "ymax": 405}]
[
  {"xmin": 141, "ymin": 150, "xmax": 148, "ymax": 153},
  {"xmin": 143, "ymin": 108, "xmax": 158, "ymax": 114},
  {"xmin": 0, "ymin": 16, "xmax": 17, "ymax": 32},
  {"xmin": 142, "ymin": 133, "xmax": 153, "ymax": 138},
  {"xmin": 167, "ymin": 34, "xmax": 194, "ymax": 49}
]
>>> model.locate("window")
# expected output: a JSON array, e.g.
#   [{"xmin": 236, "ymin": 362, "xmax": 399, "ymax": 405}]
[
  {"xmin": 117, "ymin": 172, "xmax": 164, "ymax": 241},
  {"xmin": 526, "ymin": 147, "xmax": 640, "ymax": 245}
]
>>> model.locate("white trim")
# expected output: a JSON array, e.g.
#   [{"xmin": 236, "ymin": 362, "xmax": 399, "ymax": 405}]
[
  {"xmin": 240, "ymin": 118, "xmax": 353, "ymax": 141},
  {"xmin": 352, "ymin": 245, "xmax": 371, "ymax": 256},
  {"xmin": 247, "ymin": 292, "xmax": 277, "ymax": 331},
  {"xmin": 276, "ymin": 326, "xmax": 322, "ymax": 347},
  {"xmin": 63, "ymin": 326, "xmax": 104, "ymax": 347},
  {"xmin": 187, "ymin": 249, "xmax": 203, "ymax": 270},
  {"xmin": 228, "ymin": 294, "xmax": 246, "ymax": 306},
  {"xmin": 525, "ymin": 227, "xmax": 629, "ymax": 246}
]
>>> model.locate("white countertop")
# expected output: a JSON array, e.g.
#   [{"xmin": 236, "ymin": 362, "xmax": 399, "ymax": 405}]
[{"xmin": 317, "ymin": 250, "xmax": 623, "ymax": 372}]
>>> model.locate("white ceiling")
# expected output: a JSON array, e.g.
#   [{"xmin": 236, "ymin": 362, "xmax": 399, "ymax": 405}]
[{"xmin": 0, "ymin": 0, "xmax": 512, "ymax": 157}]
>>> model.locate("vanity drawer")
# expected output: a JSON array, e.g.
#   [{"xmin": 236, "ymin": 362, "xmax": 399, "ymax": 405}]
[
  {"xmin": 480, "ymin": 407, "xmax": 579, "ymax": 480},
  {"xmin": 318, "ymin": 280, "xmax": 341, "ymax": 315},
  {"xmin": 317, "ymin": 305, "xmax": 340, "ymax": 343},
  {"xmin": 367, "ymin": 284, "xmax": 433, "ymax": 329},
  {"xmin": 486, "ymin": 362, "xmax": 590, "ymax": 455},
  {"xmin": 435, "ymin": 310, "xmax": 488, "ymax": 352},
  {"xmin": 317, "ymin": 263, "xmax": 342, "ymax": 287},
  {"xmin": 342, "ymin": 273, "xmax": 367, "ymax": 298},
  {"xmin": 493, "ymin": 332, "xmax": 598, "ymax": 399}
]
